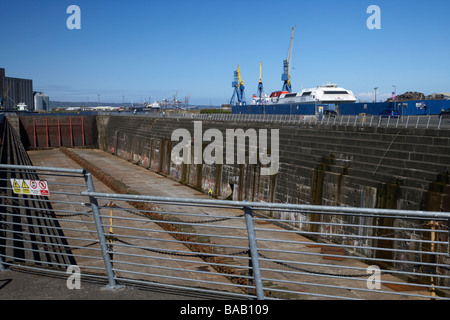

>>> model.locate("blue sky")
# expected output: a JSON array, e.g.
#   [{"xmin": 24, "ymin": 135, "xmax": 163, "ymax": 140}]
[{"xmin": 1, "ymin": 0, "xmax": 449, "ymax": 105}]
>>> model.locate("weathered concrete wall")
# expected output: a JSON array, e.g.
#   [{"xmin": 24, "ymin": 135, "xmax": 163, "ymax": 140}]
[
  {"xmin": 97, "ymin": 115, "xmax": 450, "ymax": 214},
  {"xmin": 96, "ymin": 115, "xmax": 449, "ymax": 281},
  {"xmin": 97, "ymin": 115, "xmax": 450, "ymax": 273}
]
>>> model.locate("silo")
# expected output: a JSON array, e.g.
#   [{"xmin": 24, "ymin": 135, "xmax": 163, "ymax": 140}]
[{"xmin": 34, "ymin": 92, "xmax": 50, "ymax": 111}]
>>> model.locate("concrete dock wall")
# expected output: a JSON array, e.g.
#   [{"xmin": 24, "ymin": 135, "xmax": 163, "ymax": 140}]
[
  {"xmin": 97, "ymin": 115, "xmax": 450, "ymax": 213},
  {"xmin": 97, "ymin": 115, "xmax": 450, "ymax": 274}
]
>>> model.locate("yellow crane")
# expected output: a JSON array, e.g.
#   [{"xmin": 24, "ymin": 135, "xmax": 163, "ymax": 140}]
[
  {"xmin": 282, "ymin": 26, "xmax": 296, "ymax": 92},
  {"xmin": 1, "ymin": 82, "xmax": 12, "ymax": 109},
  {"xmin": 230, "ymin": 65, "xmax": 246, "ymax": 106}
]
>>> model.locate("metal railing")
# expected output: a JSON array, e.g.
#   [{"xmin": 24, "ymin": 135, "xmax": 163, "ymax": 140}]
[
  {"xmin": 1, "ymin": 164, "xmax": 450, "ymax": 300},
  {"xmin": 101, "ymin": 111, "xmax": 450, "ymax": 130},
  {"xmin": 0, "ymin": 164, "xmax": 111, "ymax": 284}
]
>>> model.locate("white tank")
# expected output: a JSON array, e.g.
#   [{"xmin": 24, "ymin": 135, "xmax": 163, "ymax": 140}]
[{"xmin": 34, "ymin": 92, "xmax": 50, "ymax": 111}]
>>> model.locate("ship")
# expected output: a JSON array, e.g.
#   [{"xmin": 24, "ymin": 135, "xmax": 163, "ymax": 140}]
[
  {"xmin": 235, "ymin": 27, "xmax": 357, "ymax": 115},
  {"xmin": 267, "ymin": 83, "xmax": 356, "ymax": 105}
]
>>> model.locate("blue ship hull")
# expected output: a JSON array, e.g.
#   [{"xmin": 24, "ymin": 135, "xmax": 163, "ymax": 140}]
[
  {"xmin": 232, "ymin": 100, "xmax": 450, "ymax": 116},
  {"xmin": 232, "ymin": 103, "xmax": 327, "ymax": 115}
]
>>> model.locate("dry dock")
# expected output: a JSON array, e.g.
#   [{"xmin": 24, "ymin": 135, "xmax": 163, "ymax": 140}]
[{"xmin": 1, "ymin": 147, "xmax": 438, "ymax": 300}]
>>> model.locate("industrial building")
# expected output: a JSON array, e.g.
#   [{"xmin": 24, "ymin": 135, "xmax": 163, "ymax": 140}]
[
  {"xmin": 0, "ymin": 67, "xmax": 35, "ymax": 111},
  {"xmin": 34, "ymin": 92, "xmax": 50, "ymax": 111}
]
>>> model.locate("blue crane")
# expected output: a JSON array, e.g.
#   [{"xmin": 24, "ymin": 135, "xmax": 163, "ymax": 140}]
[
  {"xmin": 281, "ymin": 26, "xmax": 296, "ymax": 93},
  {"xmin": 257, "ymin": 61, "xmax": 264, "ymax": 103},
  {"xmin": 230, "ymin": 65, "xmax": 246, "ymax": 106}
]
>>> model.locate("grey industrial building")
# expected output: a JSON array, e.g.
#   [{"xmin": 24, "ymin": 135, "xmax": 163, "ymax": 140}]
[
  {"xmin": 34, "ymin": 92, "xmax": 50, "ymax": 111},
  {"xmin": 0, "ymin": 67, "xmax": 35, "ymax": 111}
]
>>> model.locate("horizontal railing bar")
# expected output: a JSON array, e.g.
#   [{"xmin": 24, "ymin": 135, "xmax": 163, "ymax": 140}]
[
  {"xmin": 0, "ymin": 187, "xmax": 89, "ymax": 198},
  {"xmin": 111, "ymin": 267, "xmax": 253, "ymax": 291},
  {"xmin": 0, "ymin": 209, "xmax": 97, "ymax": 226},
  {"xmin": 0, "ymin": 229, "xmax": 99, "ymax": 246},
  {"xmin": 0, "ymin": 203, "xmax": 94, "ymax": 218},
  {"xmin": 99, "ymin": 216, "xmax": 247, "ymax": 233},
  {"xmin": 258, "ymin": 260, "xmax": 448, "ymax": 282},
  {"xmin": 111, "ymin": 246, "xmax": 251, "ymax": 269},
  {"xmin": 254, "ymin": 228, "xmax": 448, "ymax": 245},
  {"xmin": 0, "ymin": 194, "xmax": 92, "ymax": 207},
  {"xmin": 114, "ymin": 276, "xmax": 256, "ymax": 300},
  {"xmin": 0, "ymin": 164, "xmax": 86, "ymax": 175},
  {"xmin": 111, "ymin": 259, "xmax": 252, "ymax": 281},
  {"xmin": 262, "ymin": 287, "xmax": 360, "ymax": 300},
  {"xmin": 81, "ymin": 191, "xmax": 450, "ymax": 219},
  {"xmin": 0, "ymin": 249, "xmax": 102, "ymax": 265},
  {"xmin": 98, "ymin": 210, "xmax": 246, "ymax": 225},
  {"xmin": 258, "ymin": 263, "xmax": 450, "ymax": 288},
  {"xmin": 257, "ymin": 248, "xmax": 449, "ymax": 269},
  {"xmin": 257, "ymin": 246, "xmax": 448, "ymax": 274},
  {"xmin": 253, "ymin": 216, "xmax": 449, "ymax": 233},
  {"xmin": 253, "ymin": 207, "xmax": 450, "ymax": 221},
  {"xmin": 109, "ymin": 238, "xmax": 250, "ymax": 262},
  {"xmin": 0, "ymin": 236, "xmax": 101, "ymax": 253},
  {"xmin": 1, "ymin": 260, "xmax": 108, "ymax": 277},
  {"xmin": 106, "ymin": 231, "xmax": 250, "ymax": 253},
  {"xmin": 99, "ymin": 205, "xmax": 245, "ymax": 221},
  {"xmin": 0, "ymin": 169, "xmax": 86, "ymax": 179},
  {"xmin": 0, "ymin": 226, "xmax": 100, "ymax": 246},
  {"xmin": 98, "ymin": 221, "xmax": 250, "ymax": 242},
  {"xmin": 254, "ymin": 236, "xmax": 446, "ymax": 257},
  {"xmin": 257, "ymin": 255, "xmax": 449, "ymax": 279},
  {"xmin": 259, "ymin": 275, "xmax": 444, "ymax": 300}
]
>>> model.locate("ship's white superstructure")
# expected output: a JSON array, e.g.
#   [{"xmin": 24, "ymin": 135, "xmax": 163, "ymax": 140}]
[
  {"xmin": 269, "ymin": 83, "xmax": 356, "ymax": 105},
  {"xmin": 251, "ymin": 93, "xmax": 270, "ymax": 105}
]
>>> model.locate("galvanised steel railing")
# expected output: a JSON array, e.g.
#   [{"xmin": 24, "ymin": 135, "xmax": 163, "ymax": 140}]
[
  {"xmin": 102, "ymin": 111, "xmax": 450, "ymax": 129},
  {"xmin": 1, "ymin": 164, "xmax": 450, "ymax": 300},
  {"xmin": 0, "ymin": 164, "xmax": 112, "ymax": 285}
]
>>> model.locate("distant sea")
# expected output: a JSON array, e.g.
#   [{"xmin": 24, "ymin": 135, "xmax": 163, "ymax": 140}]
[{"xmin": 50, "ymin": 101, "xmax": 220, "ymax": 110}]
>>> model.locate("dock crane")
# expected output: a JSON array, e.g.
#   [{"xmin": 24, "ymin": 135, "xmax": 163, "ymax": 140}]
[
  {"xmin": 257, "ymin": 61, "xmax": 264, "ymax": 103},
  {"xmin": 230, "ymin": 65, "xmax": 246, "ymax": 106},
  {"xmin": 281, "ymin": 26, "xmax": 296, "ymax": 93},
  {"xmin": 0, "ymin": 82, "xmax": 12, "ymax": 110}
]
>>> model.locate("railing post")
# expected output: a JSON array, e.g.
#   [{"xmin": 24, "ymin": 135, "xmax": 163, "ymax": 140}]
[
  {"xmin": 84, "ymin": 172, "xmax": 122, "ymax": 290},
  {"xmin": 243, "ymin": 206, "xmax": 264, "ymax": 300},
  {"xmin": 0, "ymin": 196, "xmax": 8, "ymax": 272},
  {"xmin": 0, "ymin": 255, "xmax": 8, "ymax": 272}
]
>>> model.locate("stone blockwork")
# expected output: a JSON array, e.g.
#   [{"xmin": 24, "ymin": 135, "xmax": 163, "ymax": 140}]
[
  {"xmin": 97, "ymin": 115, "xmax": 450, "ymax": 284},
  {"xmin": 98, "ymin": 115, "xmax": 450, "ymax": 274},
  {"xmin": 97, "ymin": 115, "xmax": 450, "ymax": 212}
]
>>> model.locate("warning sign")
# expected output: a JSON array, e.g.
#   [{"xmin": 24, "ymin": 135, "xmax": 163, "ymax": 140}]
[
  {"xmin": 21, "ymin": 180, "xmax": 31, "ymax": 194},
  {"xmin": 10, "ymin": 179, "xmax": 50, "ymax": 196},
  {"xmin": 12, "ymin": 179, "xmax": 21, "ymax": 194}
]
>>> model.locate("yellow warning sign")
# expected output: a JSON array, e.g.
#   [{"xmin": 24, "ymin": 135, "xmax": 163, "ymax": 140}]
[
  {"xmin": 12, "ymin": 179, "xmax": 21, "ymax": 194},
  {"xmin": 10, "ymin": 179, "xmax": 50, "ymax": 197},
  {"xmin": 21, "ymin": 180, "xmax": 31, "ymax": 194}
]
